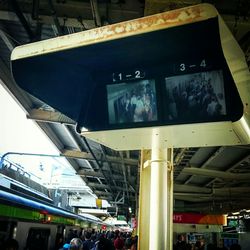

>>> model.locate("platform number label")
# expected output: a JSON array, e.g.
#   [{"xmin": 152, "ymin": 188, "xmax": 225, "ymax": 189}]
[
  {"xmin": 200, "ymin": 59, "xmax": 206, "ymax": 68},
  {"xmin": 112, "ymin": 70, "xmax": 145, "ymax": 82},
  {"xmin": 118, "ymin": 73, "xmax": 122, "ymax": 81},
  {"xmin": 178, "ymin": 59, "xmax": 207, "ymax": 73},
  {"xmin": 135, "ymin": 70, "xmax": 142, "ymax": 78},
  {"xmin": 180, "ymin": 63, "xmax": 186, "ymax": 71}
]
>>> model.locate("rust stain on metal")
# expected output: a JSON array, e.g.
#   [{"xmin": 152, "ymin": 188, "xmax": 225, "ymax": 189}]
[
  {"xmin": 78, "ymin": 5, "xmax": 206, "ymax": 41},
  {"xmin": 12, "ymin": 4, "xmax": 216, "ymax": 60}
]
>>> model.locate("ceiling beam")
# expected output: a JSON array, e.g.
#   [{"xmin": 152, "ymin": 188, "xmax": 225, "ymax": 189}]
[
  {"xmin": 0, "ymin": 10, "xmax": 95, "ymax": 29},
  {"xmin": 99, "ymin": 144, "xmax": 119, "ymax": 189},
  {"xmin": 98, "ymin": 195, "xmax": 113, "ymax": 200},
  {"xmin": 62, "ymin": 149, "xmax": 101, "ymax": 162},
  {"xmin": 88, "ymin": 182, "xmax": 135, "ymax": 193},
  {"xmin": 78, "ymin": 170, "xmax": 104, "ymax": 178},
  {"xmin": 95, "ymin": 190, "xmax": 112, "ymax": 196},
  {"xmin": 144, "ymin": 0, "xmax": 201, "ymax": 16},
  {"xmin": 77, "ymin": 169, "xmax": 124, "ymax": 181},
  {"xmin": 10, "ymin": 0, "xmax": 35, "ymax": 41},
  {"xmin": 47, "ymin": 0, "xmax": 63, "ymax": 35},
  {"xmin": 174, "ymin": 184, "xmax": 211, "ymax": 194},
  {"xmin": 88, "ymin": 183, "xmax": 110, "ymax": 190},
  {"xmin": 182, "ymin": 167, "xmax": 250, "ymax": 180},
  {"xmin": 119, "ymin": 151, "xmax": 130, "ymax": 201},
  {"xmin": 174, "ymin": 184, "xmax": 250, "ymax": 195},
  {"xmin": 27, "ymin": 108, "xmax": 76, "ymax": 125},
  {"xmin": 90, "ymin": 0, "xmax": 101, "ymax": 27},
  {"xmin": 0, "ymin": 29, "xmax": 15, "ymax": 51},
  {"xmin": 205, "ymin": 153, "xmax": 250, "ymax": 187},
  {"xmin": 184, "ymin": 147, "xmax": 226, "ymax": 184},
  {"xmin": 62, "ymin": 149, "xmax": 138, "ymax": 166}
]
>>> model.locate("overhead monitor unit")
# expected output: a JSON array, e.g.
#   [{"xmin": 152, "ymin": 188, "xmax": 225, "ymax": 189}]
[{"xmin": 11, "ymin": 4, "xmax": 250, "ymax": 150}]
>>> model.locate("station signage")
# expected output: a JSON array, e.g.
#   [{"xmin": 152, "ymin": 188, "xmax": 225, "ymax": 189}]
[{"xmin": 173, "ymin": 212, "xmax": 226, "ymax": 225}]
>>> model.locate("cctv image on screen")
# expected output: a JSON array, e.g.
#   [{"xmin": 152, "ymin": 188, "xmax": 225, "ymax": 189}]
[
  {"xmin": 107, "ymin": 79, "xmax": 157, "ymax": 125},
  {"xmin": 165, "ymin": 70, "xmax": 226, "ymax": 122}
]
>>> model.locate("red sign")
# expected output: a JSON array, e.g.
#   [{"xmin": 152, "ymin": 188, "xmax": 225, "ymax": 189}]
[{"xmin": 173, "ymin": 213, "xmax": 226, "ymax": 225}]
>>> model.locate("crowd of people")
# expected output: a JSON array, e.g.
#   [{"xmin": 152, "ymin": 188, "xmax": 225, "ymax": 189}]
[
  {"xmin": 1, "ymin": 232, "xmax": 243, "ymax": 250},
  {"xmin": 1, "ymin": 230, "xmax": 137, "ymax": 250},
  {"xmin": 174, "ymin": 234, "xmax": 242, "ymax": 250},
  {"xmin": 166, "ymin": 72, "xmax": 225, "ymax": 121},
  {"xmin": 113, "ymin": 82, "xmax": 157, "ymax": 124},
  {"xmin": 59, "ymin": 230, "xmax": 138, "ymax": 250}
]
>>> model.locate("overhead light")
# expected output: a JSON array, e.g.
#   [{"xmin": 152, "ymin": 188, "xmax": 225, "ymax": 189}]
[
  {"xmin": 227, "ymin": 215, "xmax": 238, "ymax": 219},
  {"xmin": 232, "ymin": 212, "xmax": 240, "ymax": 215},
  {"xmin": 81, "ymin": 127, "xmax": 88, "ymax": 132}
]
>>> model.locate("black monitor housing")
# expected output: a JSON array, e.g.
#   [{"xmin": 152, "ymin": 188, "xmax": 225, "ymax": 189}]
[{"xmin": 11, "ymin": 4, "xmax": 250, "ymax": 150}]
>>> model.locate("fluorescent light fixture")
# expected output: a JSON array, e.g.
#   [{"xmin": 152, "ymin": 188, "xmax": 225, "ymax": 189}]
[{"xmin": 232, "ymin": 212, "xmax": 240, "ymax": 215}]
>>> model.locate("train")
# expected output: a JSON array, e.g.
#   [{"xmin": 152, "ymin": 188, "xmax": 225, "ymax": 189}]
[{"xmin": 0, "ymin": 185, "xmax": 115, "ymax": 250}]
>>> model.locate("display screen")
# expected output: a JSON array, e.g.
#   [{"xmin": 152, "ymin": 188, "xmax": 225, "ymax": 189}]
[
  {"xmin": 165, "ymin": 70, "xmax": 226, "ymax": 122},
  {"xmin": 107, "ymin": 79, "xmax": 158, "ymax": 124}
]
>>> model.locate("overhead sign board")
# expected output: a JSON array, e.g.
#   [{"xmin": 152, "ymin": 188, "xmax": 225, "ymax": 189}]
[{"xmin": 11, "ymin": 4, "xmax": 250, "ymax": 150}]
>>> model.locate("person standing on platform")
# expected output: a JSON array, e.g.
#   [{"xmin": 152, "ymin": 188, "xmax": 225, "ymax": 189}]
[
  {"xmin": 114, "ymin": 236, "xmax": 124, "ymax": 250},
  {"xmin": 175, "ymin": 234, "xmax": 187, "ymax": 250},
  {"xmin": 82, "ymin": 231, "xmax": 94, "ymax": 250},
  {"xmin": 93, "ymin": 235, "xmax": 114, "ymax": 250},
  {"xmin": 130, "ymin": 235, "xmax": 138, "ymax": 250},
  {"xmin": 69, "ymin": 238, "xmax": 83, "ymax": 250}
]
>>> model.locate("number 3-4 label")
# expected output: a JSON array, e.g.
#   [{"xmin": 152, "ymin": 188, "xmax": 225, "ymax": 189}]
[{"xmin": 179, "ymin": 59, "xmax": 206, "ymax": 72}]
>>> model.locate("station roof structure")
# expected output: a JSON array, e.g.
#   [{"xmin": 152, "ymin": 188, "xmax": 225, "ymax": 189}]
[{"xmin": 0, "ymin": 0, "xmax": 249, "ymax": 216}]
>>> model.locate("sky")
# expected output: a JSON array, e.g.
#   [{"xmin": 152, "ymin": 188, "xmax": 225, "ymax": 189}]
[
  {"xmin": 0, "ymin": 80, "xmax": 86, "ymax": 188},
  {"xmin": 0, "ymin": 80, "xmax": 58, "ymax": 154}
]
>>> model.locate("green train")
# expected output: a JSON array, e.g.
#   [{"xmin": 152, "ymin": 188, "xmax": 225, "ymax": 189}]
[{"xmin": 0, "ymin": 187, "xmax": 114, "ymax": 249}]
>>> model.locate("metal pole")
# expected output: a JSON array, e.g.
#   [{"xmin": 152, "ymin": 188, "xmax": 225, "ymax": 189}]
[
  {"xmin": 149, "ymin": 147, "xmax": 173, "ymax": 249},
  {"xmin": 134, "ymin": 143, "xmax": 174, "ymax": 250},
  {"xmin": 168, "ymin": 148, "xmax": 174, "ymax": 250}
]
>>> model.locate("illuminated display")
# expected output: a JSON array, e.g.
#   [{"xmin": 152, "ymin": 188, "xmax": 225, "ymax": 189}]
[
  {"xmin": 165, "ymin": 70, "xmax": 226, "ymax": 122},
  {"xmin": 106, "ymin": 79, "xmax": 157, "ymax": 125}
]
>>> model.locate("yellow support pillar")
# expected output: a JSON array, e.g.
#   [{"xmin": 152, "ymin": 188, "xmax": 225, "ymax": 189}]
[{"xmin": 138, "ymin": 145, "xmax": 173, "ymax": 250}]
